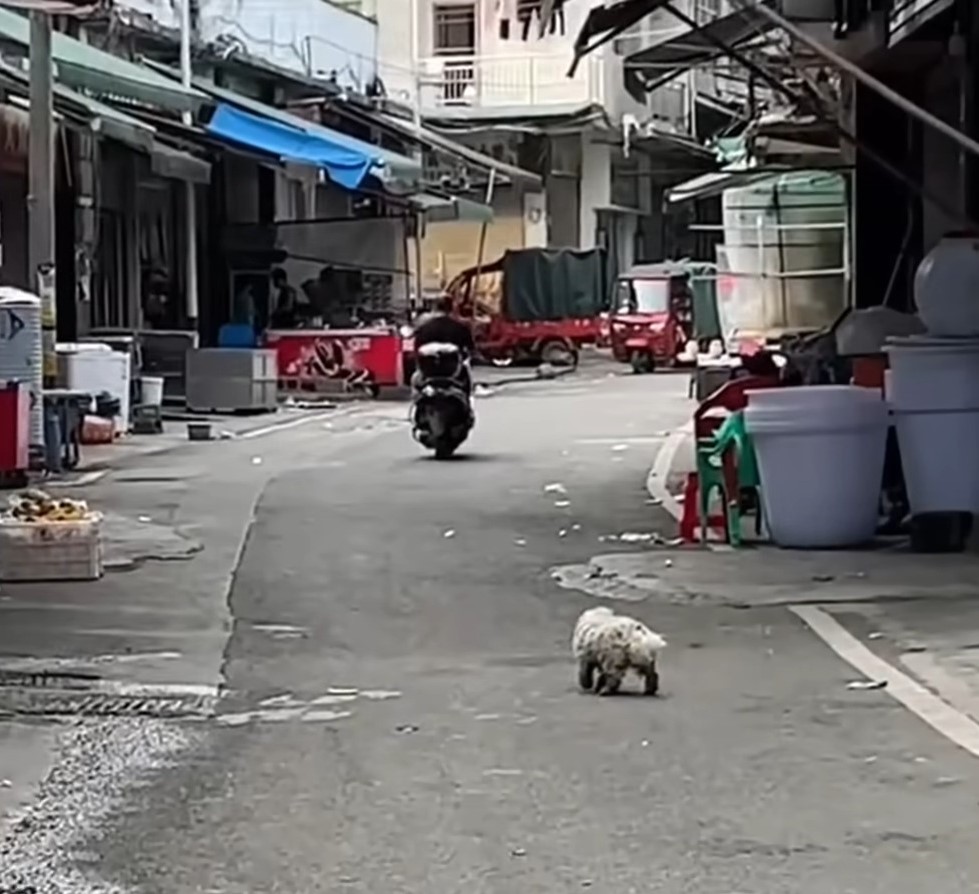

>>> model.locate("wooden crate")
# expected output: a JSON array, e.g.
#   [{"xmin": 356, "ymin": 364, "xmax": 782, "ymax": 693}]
[{"xmin": 0, "ymin": 514, "xmax": 103, "ymax": 582}]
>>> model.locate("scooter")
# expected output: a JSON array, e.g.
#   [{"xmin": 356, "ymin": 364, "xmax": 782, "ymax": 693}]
[{"xmin": 410, "ymin": 342, "xmax": 474, "ymax": 459}]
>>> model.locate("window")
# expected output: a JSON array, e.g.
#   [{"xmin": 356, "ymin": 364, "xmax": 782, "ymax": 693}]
[
  {"xmin": 433, "ymin": 3, "xmax": 476, "ymax": 104},
  {"xmin": 616, "ymin": 279, "xmax": 669, "ymax": 314},
  {"xmin": 433, "ymin": 4, "xmax": 476, "ymax": 54}
]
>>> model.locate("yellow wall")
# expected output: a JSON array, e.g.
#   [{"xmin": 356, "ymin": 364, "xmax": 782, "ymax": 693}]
[{"xmin": 417, "ymin": 215, "xmax": 524, "ymax": 290}]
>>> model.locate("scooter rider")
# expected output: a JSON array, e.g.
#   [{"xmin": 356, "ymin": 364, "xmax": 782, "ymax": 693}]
[{"xmin": 411, "ymin": 295, "xmax": 475, "ymax": 396}]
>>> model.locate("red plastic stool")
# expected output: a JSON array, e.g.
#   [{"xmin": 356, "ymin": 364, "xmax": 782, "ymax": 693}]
[{"xmin": 678, "ymin": 472, "xmax": 727, "ymax": 543}]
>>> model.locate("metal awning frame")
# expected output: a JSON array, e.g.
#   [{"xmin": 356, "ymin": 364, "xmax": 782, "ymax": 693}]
[{"xmin": 655, "ymin": 0, "xmax": 977, "ymax": 228}]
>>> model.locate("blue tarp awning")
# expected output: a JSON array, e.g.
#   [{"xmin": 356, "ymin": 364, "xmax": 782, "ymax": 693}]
[{"xmin": 207, "ymin": 103, "xmax": 378, "ymax": 191}]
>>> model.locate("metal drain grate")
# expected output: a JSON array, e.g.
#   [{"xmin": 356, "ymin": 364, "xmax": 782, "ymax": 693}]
[
  {"xmin": 0, "ymin": 669, "xmax": 218, "ymax": 719},
  {"xmin": 0, "ymin": 689, "xmax": 216, "ymax": 719}
]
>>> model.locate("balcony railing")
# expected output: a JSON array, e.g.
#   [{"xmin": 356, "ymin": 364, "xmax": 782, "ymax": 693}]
[{"xmin": 417, "ymin": 53, "xmax": 605, "ymax": 112}]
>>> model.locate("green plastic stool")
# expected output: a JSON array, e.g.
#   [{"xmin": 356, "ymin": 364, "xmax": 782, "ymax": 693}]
[{"xmin": 695, "ymin": 411, "xmax": 761, "ymax": 545}]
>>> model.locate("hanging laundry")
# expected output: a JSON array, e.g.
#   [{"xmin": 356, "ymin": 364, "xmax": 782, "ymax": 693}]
[
  {"xmin": 517, "ymin": 0, "xmax": 541, "ymax": 41},
  {"xmin": 489, "ymin": 0, "xmax": 516, "ymax": 38},
  {"xmin": 548, "ymin": 0, "xmax": 566, "ymax": 36}
]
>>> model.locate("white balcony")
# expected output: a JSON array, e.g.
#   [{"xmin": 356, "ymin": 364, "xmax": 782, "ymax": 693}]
[{"xmin": 417, "ymin": 53, "xmax": 605, "ymax": 115}]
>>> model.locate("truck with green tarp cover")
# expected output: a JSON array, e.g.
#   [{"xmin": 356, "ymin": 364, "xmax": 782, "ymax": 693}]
[{"xmin": 444, "ymin": 247, "xmax": 609, "ymax": 366}]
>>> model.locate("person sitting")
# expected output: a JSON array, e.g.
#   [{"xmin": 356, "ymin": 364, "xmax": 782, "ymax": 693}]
[{"xmin": 411, "ymin": 295, "xmax": 474, "ymax": 397}]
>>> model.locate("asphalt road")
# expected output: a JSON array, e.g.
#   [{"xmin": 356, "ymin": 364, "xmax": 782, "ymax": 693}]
[{"xmin": 3, "ymin": 368, "xmax": 979, "ymax": 894}]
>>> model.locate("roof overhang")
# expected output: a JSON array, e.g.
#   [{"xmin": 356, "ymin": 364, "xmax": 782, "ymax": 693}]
[
  {"xmin": 623, "ymin": 5, "xmax": 772, "ymax": 100},
  {"xmin": 571, "ymin": 0, "xmax": 672, "ymax": 74},
  {"xmin": 665, "ymin": 167, "xmax": 777, "ymax": 204},
  {"xmin": 0, "ymin": 6, "xmax": 206, "ymax": 114}
]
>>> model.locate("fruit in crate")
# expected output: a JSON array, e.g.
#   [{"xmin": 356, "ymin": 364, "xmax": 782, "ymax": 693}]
[{"xmin": 5, "ymin": 489, "xmax": 90, "ymax": 522}]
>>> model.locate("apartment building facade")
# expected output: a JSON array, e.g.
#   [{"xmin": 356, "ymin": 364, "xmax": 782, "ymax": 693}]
[{"xmin": 351, "ymin": 0, "xmax": 746, "ymax": 288}]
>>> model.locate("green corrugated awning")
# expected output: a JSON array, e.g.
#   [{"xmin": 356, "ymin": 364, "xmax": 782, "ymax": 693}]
[
  {"xmin": 0, "ymin": 56, "xmax": 207, "ymax": 181},
  {"xmin": 0, "ymin": 56, "xmax": 156, "ymax": 151},
  {"xmin": 411, "ymin": 193, "xmax": 493, "ymax": 223},
  {"xmin": 0, "ymin": 7, "xmax": 206, "ymax": 113}
]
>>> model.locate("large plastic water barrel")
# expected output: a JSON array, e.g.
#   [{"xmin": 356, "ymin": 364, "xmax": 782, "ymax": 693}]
[
  {"xmin": 0, "ymin": 289, "xmax": 44, "ymax": 452},
  {"xmin": 885, "ymin": 335, "xmax": 979, "ymax": 513},
  {"xmin": 718, "ymin": 171, "xmax": 847, "ymax": 343},
  {"xmin": 744, "ymin": 386, "xmax": 889, "ymax": 547}
]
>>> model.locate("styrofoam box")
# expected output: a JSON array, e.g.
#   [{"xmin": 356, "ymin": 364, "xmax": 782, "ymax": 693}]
[{"xmin": 0, "ymin": 514, "xmax": 103, "ymax": 582}]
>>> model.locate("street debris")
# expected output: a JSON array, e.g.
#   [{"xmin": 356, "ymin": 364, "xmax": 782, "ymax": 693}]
[
  {"xmin": 847, "ymin": 679, "xmax": 888, "ymax": 691},
  {"xmin": 617, "ymin": 531, "xmax": 666, "ymax": 544},
  {"xmin": 571, "ymin": 523, "xmax": 581, "ymax": 531},
  {"xmin": 558, "ymin": 529, "xmax": 568, "ymax": 538},
  {"xmin": 137, "ymin": 515, "xmax": 152, "ymax": 523},
  {"xmin": 474, "ymin": 384, "xmax": 496, "ymax": 398},
  {"xmin": 510, "ymin": 847, "xmax": 528, "ymax": 857},
  {"xmin": 327, "ymin": 687, "xmax": 359, "ymax": 697},
  {"xmin": 395, "ymin": 723, "xmax": 419, "ymax": 734},
  {"xmin": 554, "ymin": 500, "xmax": 571, "ymax": 508},
  {"xmin": 253, "ymin": 623, "xmax": 306, "ymax": 639},
  {"xmin": 611, "ymin": 444, "xmax": 629, "ymax": 452},
  {"xmin": 443, "ymin": 529, "xmax": 456, "ymax": 539},
  {"xmin": 311, "ymin": 694, "xmax": 358, "ymax": 706},
  {"xmin": 360, "ymin": 690, "xmax": 402, "ymax": 701},
  {"xmin": 251, "ymin": 456, "xmax": 263, "ymax": 465},
  {"xmin": 544, "ymin": 483, "xmax": 567, "ymax": 495},
  {"xmin": 664, "ymin": 559, "xmax": 673, "ymax": 568},
  {"xmin": 514, "ymin": 538, "xmax": 527, "ymax": 547},
  {"xmin": 868, "ymin": 632, "xmax": 884, "ymax": 640},
  {"xmin": 301, "ymin": 710, "xmax": 353, "ymax": 723}
]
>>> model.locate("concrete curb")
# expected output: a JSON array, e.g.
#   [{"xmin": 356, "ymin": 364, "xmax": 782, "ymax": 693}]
[{"xmin": 645, "ymin": 422, "xmax": 691, "ymax": 523}]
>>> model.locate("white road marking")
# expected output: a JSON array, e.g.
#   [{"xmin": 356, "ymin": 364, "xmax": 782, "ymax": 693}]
[
  {"xmin": 574, "ymin": 436, "xmax": 666, "ymax": 446},
  {"xmin": 239, "ymin": 410, "xmax": 338, "ymax": 439},
  {"xmin": 645, "ymin": 423, "xmax": 690, "ymax": 522},
  {"xmin": 791, "ymin": 605, "xmax": 979, "ymax": 759}
]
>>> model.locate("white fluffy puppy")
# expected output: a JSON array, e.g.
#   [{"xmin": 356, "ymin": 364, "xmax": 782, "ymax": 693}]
[{"xmin": 572, "ymin": 606, "xmax": 666, "ymax": 696}]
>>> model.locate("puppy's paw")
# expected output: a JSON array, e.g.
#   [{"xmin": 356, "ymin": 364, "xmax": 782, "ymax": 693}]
[{"xmin": 578, "ymin": 660, "xmax": 597, "ymax": 692}]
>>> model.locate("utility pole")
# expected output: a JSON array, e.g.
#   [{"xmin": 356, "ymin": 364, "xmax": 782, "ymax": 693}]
[
  {"xmin": 180, "ymin": 0, "xmax": 199, "ymax": 332},
  {"xmin": 410, "ymin": 0, "xmax": 421, "ymax": 130},
  {"xmin": 27, "ymin": 10, "xmax": 56, "ymax": 387}
]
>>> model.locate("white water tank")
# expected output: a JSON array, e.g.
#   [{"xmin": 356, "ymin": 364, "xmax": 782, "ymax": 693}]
[
  {"xmin": 0, "ymin": 290, "xmax": 44, "ymax": 451},
  {"xmin": 718, "ymin": 171, "xmax": 847, "ymax": 344}
]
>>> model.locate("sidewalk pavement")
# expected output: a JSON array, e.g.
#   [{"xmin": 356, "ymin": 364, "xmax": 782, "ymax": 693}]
[
  {"xmin": 56, "ymin": 403, "xmax": 346, "ymax": 477},
  {"xmin": 631, "ymin": 393, "xmax": 979, "ymax": 739}
]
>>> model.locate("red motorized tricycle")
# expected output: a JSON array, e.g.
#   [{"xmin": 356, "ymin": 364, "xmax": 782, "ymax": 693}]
[{"xmin": 609, "ymin": 263, "xmax": 695, "ymax": 374}]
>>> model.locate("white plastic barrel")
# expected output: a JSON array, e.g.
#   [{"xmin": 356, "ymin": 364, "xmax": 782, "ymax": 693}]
[
  {"xmin": 744, "ymin": 385, "xmax": 889, "ymax": 548},
  {"xmin": 885, "ymin": 335, "xmax": 979, "ymax": 513},
  {"xmin": 141, "ymin": 376, "xmax": 164, "ymax": 408},
  {"xmin": 0, "ymin": 291, "xmax": 43, "ymax": 452}
]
